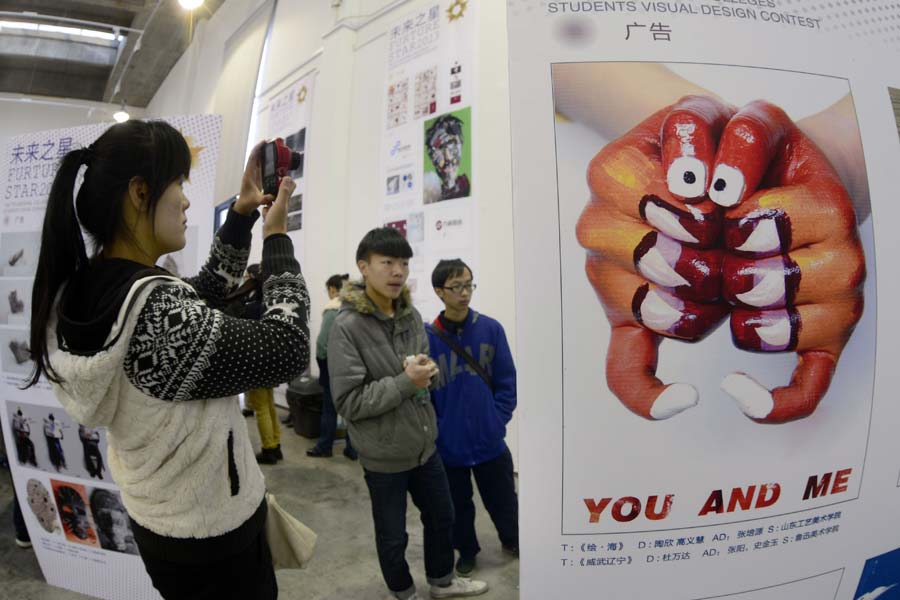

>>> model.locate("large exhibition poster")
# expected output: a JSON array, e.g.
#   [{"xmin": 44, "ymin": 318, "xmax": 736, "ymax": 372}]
[
  {"xmin": 255, "ymin": 71, "xmax": 315, "ymax": 263},
  {"xmin": 0, "ymin": 115, "xmax": 221, "ymax": 600},
  {"xmin": 507, "ymin": 2, "xmax": 900, "ymax": 599},
  {"xmin": 381, "ymin": 0, "xmax": 479, "ymax": 321}
]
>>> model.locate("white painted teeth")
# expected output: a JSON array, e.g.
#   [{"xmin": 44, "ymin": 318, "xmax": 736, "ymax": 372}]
[
  {"xmin": 709, "ymin": 164, "xmax": 745, "ymax": 207},
  {"xmin": 640, "ymin": 289, "xmax": 683, "ymax": 332},
  {"xmin": 755, "ymin": 313, "xmax": 791, "ymax": 347},
  {"xmin": 736, "ymin": 268, "xmax": 785, "ymax": 307},
  {"xmin": 735, "ymin": 218, "xmax": 780, "ymax": 254},
  {"xmin": 638, "ymin": 247, "xmax": 689, "ymax": 288},
  {"xmin": 650, "ymin": 383, "xmax": 699, "ymax": 419},
  {"xmin": 667, "ymin": 157, "xmax": 707, "ymax": 199},
  {"xmin": 722, "ymin": 372, "xmax": 774, "ymax": 419},
  {"xmin": 644, "ymin": 202, "xmax": 699, "ymax": 244}
]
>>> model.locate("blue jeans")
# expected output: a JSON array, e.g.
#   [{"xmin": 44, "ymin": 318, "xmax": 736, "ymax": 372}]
[
  {"xmin": 315, "ymin": 358, "xmax": 354, "ymax": 454},
  {"xmin": 444, "ymin": 446, "xmax": 518, "ymax": 559},
  {"xmin": 363, "ymin": 451, "xmax": 455, "ymax": 597}
]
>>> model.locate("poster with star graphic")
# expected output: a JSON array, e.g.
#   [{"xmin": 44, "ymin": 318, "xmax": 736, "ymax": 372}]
[
  {"xmin": 255, "ymin": 71, "xmax": 315, "ymax": 262},
  {"xmin": 0, "ymin": 114, "xmax": 220, "ymax": 600},
  {"xmin": 381, "ymin": 0, "xmax": 479, "ymax": 321}
]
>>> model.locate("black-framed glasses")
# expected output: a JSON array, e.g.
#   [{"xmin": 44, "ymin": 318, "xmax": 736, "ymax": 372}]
[{"xmin": 442, "ymin": 283, "xmax": 476, "ymax": 294}]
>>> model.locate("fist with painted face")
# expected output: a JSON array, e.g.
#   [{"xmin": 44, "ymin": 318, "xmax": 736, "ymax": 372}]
[
  {"xmin": 578, "ymin": 96, "xmax": 865, "ymax": 424},
  {"xmin": 577, "ymin": 96, "xmax": 735, "ymax": 421}
]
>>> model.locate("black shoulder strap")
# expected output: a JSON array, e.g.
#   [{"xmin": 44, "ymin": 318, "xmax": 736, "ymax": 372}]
[{"xmin": 427, "ymin": 323, "xmax": 493, "ymax": 391}]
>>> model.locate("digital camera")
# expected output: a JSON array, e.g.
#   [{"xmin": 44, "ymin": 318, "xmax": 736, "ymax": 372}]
[{"xmin": 261, "ymin": 138, "xmax": 302, "ymax": 197}]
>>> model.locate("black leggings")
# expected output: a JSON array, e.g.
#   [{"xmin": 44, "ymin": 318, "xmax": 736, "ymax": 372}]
[{"xmin": 139, "ymin": 528, "xmax": 277, "ymax": 600}]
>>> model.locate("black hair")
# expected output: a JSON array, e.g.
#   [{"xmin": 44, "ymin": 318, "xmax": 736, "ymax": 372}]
[
  {"xmin": 222, "ymin": 263, "xmax": 262, "ymax": 307},
  {"xmin": 425, "ymin": 114, "xmax": 465, "ymax": 147},
  {"xmin": 355, "ymin": 227, "xmax": 413, "ymax": 262},
  {"xmin": 27, "ymin": 120, "xmax": 191, "ymax": 388},
  {"xmin": 326, "ymin": 273, "xmax": 350, "ymax": 290},
  {"xmin": 432, "ymin": 259, "xmax": 472, "ymax": 289}
]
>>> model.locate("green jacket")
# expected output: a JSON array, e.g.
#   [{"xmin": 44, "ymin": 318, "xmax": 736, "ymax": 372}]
[{"xmin": 327, "ymin": 281, "xmax": 437, "ymax": 473}]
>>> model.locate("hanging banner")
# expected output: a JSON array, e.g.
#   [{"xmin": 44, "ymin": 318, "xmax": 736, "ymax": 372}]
[
  {"xmin": 381, "ymin": 0, "xmax": 479, "ymax": 320},
  {"xmin": 508, "ymin": 1, "xmax": 900, "ymax": 598},
  {"xmin": 255, "ymin": 71, "xmax": 315, "ymax": 263},
  {"xmin": 0, "ymin": 114, "xmax": 221, "ymax": 600}
]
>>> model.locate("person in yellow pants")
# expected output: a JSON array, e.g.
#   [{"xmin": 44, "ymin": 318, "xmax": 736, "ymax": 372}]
[
  {"xmin": 225, "ymin": 264, "xmax": 284, "ymax": 465},
  {"xmin": 248, "ymin": 387, "xmax": 282, "ymax": 464}
]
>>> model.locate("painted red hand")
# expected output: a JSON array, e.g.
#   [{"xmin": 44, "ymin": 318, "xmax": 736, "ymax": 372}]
[
  {"xmin": 712, "ymin": 101, "xmax": 865, "ymax": 423},
  {"xmin": 577, "ymin": 96, "xmax": 735, "ymax": 421}
]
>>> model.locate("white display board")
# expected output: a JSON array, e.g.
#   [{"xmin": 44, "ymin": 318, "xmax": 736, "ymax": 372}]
[
  {"xmin": 0, "ymin": 115, "xmax": 221, "ymax": 600},
  {"xmin": 255, "ymin": 71, "xmax": 315, "ymax": 263},
  {"xmin": 380, "ymin": 0, "xmax": 479, "ymax": 321},
  {"xmin": 507, "ymin": 1, "xmax": 900, "ymax": 599}
]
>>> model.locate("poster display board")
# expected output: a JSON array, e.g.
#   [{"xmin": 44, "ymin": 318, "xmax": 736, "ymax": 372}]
[
  {"xmin": 0, "ymin": 115, "xmax": 221, "ymax": 600},
  {"xmin": 255, "ymin": 71, "xmax": 315, "ymax": 262},
  {"xmin": 381, "ymin": 0, "xmax": 479, "ymax": 320},
  {"xmin": 507, "ymin": 1, "xmax": 900, "ymax": 599}
]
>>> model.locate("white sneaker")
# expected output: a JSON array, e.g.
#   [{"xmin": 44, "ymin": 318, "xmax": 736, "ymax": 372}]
[
  {"xmin": 430, "ymin": 577, "xmax": 489, "ymax": 598},
  {"xmin": 15, "ymin": 537, "xmax": 32, "ymax": 549}
]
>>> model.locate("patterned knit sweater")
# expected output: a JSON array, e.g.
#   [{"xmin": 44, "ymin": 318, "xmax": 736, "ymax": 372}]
[{"xmin": 48, "ymin": 208, "xmax": 309, "ymax": 558}]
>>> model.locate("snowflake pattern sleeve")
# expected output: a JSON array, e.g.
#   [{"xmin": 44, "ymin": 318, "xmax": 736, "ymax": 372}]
[
  {"xmin": 180, "ymin": 208, "xmax": 257, "ymax": 303},
  {"xmin": 124, "ymin": 236, "xmax": 310, "ymax": 401}
]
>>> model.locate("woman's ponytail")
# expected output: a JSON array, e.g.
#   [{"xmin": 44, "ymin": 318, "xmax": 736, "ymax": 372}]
[
  {"xmin": 26, "ymin": 148, "xmax": 91, "ymax": 388},
  {"xmin": 24, "ymin": 120, "xmax": 191, "ymax": 389}
]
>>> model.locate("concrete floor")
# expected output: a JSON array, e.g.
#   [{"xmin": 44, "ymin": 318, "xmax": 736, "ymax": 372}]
[{"xmin": 0, "ymin": 409, "xmax": 520, "ymax": 599}]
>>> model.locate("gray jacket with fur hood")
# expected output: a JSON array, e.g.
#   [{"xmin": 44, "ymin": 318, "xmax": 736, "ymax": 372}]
[{"xmin": 328, "ymin": 281, "xmax": 437, "ymax": 473}]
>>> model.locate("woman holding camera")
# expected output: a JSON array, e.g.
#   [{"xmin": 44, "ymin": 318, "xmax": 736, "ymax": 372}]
[{"xmin": 27, "ymin": 119, "xmax": 310, "ymax": 599}]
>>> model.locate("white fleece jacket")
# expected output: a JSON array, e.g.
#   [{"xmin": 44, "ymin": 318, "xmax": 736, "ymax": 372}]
[{"xmin": 49, "ymin": 276, "xmax": 268, "ymax": 539}]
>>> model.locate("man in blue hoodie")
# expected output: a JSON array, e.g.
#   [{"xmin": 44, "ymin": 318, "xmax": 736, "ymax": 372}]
[{"xmin": 427, "ymin": 259, "xmax": 518, "ymax": 577}]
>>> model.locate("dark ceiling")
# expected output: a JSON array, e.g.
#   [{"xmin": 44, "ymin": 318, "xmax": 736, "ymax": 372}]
[{"xmin": 0, "ymin": 0, "xmax": 224, "ymax": 106}]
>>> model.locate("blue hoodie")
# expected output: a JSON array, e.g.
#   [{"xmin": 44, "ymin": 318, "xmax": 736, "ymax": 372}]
[{"xmin": 427, "ymin": 310, "xmax": 517, "ymax": 467}]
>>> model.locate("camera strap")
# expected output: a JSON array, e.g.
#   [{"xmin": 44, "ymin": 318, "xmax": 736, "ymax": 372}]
[{"xmin": 427, "ymin": 322, "xmax": 493, "ymax": 392}]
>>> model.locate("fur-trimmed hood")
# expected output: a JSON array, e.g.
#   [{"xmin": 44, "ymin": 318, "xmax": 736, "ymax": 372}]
[
  {"xmin": 339, "ymin": 280, "xmax": 413, "ymax": 319},
  {"xmin": 323, "ymin": 295, "xmax": 342, "ymax": 312}
]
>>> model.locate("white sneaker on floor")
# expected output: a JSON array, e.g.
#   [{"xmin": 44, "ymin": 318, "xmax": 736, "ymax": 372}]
[
  {"xmin": 15, "ymin": 537, "xmax": 32, "ymax": 549},
  {"xmin": 430, "ymin": 577, "xmax": 489, "ymax": 598}
]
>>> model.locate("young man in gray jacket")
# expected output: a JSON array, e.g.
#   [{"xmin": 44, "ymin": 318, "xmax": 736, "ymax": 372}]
[{"xmin": 329, "ymin": 228, "xmax": 488, "ymax": 600}]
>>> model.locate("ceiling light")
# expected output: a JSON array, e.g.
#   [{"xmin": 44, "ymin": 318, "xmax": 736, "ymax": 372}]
[
  {"xmin": 113, "ymin": 104, "xmax": 130, "ymax": 123},
  {"xmin": 0, "ymin": 20, "xmax": 120, "ymax": 42},
  {"xmin": 179, "ymin": 0, "xmax": 204, "ymax": 9},
  {"xmin": 0, "ymin": 20, "xmax": 39, "ymax": 31}
]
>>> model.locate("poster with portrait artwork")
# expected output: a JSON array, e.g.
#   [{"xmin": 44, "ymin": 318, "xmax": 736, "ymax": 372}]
[
  {"xmin": 0, "ymin": 114, "xmax": 221, "ymax": 600},
  {"xmin": 508, "ymin": 1, "xmax": 900, "ymax": 599},
  {"xmin": 381, "ymin": 0, "xmax": 479, "ymax": 321}
]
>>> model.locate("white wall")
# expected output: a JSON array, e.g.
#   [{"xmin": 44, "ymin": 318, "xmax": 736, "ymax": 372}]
[
  {"xmin": 0, "ymin": 94, "xmax": 144, "ymax": 153},
  {"xmin": 258, "ymin": 0, "xmax": 337, "ymax": 96},
  {"xmin": 146, "ymin": 0, "xmax": 271, "ymax": 119}
]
